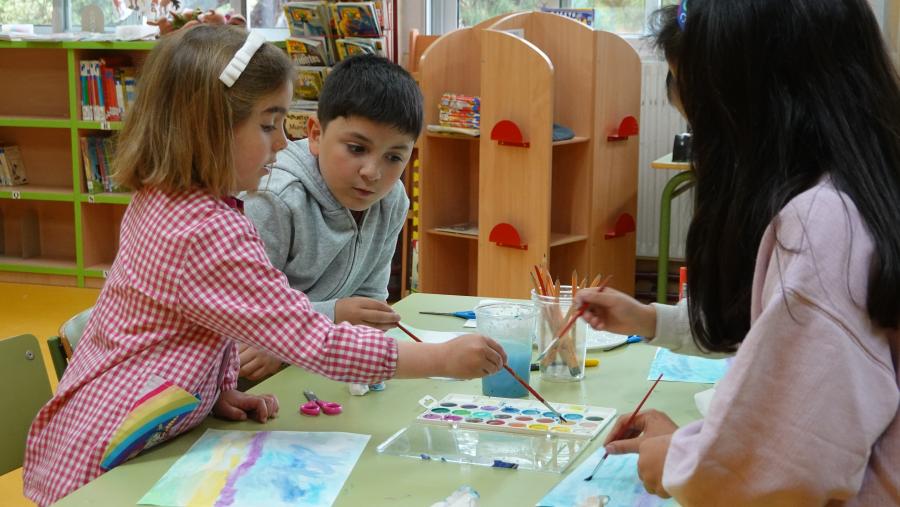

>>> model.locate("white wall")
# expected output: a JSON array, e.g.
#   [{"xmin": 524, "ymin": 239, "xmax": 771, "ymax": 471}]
[
  {"xmin": 399, "ymin": 0, "xmax": 429, "ymax": 68},
  {"xmin": 870, "ymin": 0, "xmax": 885, "ymax": 28}
]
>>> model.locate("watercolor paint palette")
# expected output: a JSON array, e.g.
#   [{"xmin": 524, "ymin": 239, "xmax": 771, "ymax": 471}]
[{"xmin": 417, "ymin": 394, "xmax": 616, "ymax": 440}]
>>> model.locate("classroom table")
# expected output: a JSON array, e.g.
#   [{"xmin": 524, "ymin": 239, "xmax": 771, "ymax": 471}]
[
  {"xmin": 54, "ymin": 293, "xmax": 707, "ymax": 507},
  {"xmin": 652, "ymin": 153, "xmax": 693, "ymax": 303}
]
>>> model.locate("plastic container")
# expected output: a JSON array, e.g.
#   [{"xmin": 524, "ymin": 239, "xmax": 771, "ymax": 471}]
[{"xmin": 476, "ymin": 302, "xmax": 537, "ymax": 397}]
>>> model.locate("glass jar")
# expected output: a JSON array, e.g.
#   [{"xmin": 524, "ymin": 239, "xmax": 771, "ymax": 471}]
[{"xmin": 531, "ymin": 286, "xmax": 587, "ymax": 382}]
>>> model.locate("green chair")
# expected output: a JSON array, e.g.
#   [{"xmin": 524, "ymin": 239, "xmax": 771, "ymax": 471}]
[
  {"xmin": 47, "ymin": 307, "xmax": 93, "ymax": 382},
  {"xmin": 0, "ymin": 334, "xmax": 53, "ymax": 475}
]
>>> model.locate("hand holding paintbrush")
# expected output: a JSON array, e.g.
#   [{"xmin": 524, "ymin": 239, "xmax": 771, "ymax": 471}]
[
  {"xmin": 395, "ymin": 322, "xmax": 569, "ymax": 422},
  {"xmin": 536, "ymin": 274, "xmax": 614, "ymax": 367},
  {"xmin": 584, "ymin": 373, "xmax": 665, "ymax": 481}
]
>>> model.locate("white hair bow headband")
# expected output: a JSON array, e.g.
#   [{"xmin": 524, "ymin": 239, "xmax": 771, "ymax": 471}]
[{"xmin": 219, "ymin": 31, "xmax": 267, "ymax": 87}]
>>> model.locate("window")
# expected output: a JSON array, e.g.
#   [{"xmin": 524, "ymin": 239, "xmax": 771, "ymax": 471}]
[
  {"xmin": 1, "ymin": 0, "xmax": 53, "ymax": 25},
  {"xmin": 456, "ymin": 0, "xmax": 677, "ymax": 35},
  {"xmin": 458, "ymin": 0, "xmax": 558, "ymax": 29},
  {"xmin": 1, "ymin": 0, "xmax": 233, "ymax": 31},
  {"xmin": 247, "ymin": 0, "xmax": 287, "ymax": 28}
]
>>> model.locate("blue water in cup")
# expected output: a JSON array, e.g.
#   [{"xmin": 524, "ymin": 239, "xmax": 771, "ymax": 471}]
[
  {"xmin": 482, "ymin": 340, "xmax": 532, "ymax": 397},
  {"xmin": 476, "ymin": 302, "xmax": 537, "ymax": 398}
]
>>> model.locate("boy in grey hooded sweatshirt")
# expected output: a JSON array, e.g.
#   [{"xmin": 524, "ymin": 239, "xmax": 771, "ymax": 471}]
[{"xmin": 240, "ymin": 55, "xmax": 419, "ymax": 382}]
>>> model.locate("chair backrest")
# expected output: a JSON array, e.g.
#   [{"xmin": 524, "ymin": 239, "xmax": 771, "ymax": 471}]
[
  {"xmin": 47, "ymin": 306, "xmax": 94, "ymax": 382},
  {"xmin": 407, "ymin": 28, "xmax": 440, "ymax": 75},
  {"xmin": 59, "ymin": 306, "xmax": 93, "ymax": 353},
  {"xmin": 0, "ymin": 334, "xmax": 53, "ymax": 475}
]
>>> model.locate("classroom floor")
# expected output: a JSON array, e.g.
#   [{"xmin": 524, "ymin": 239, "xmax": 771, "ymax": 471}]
[{"xmin": 0, "ymin": 282, "xmax": 100, "ymax": 506}]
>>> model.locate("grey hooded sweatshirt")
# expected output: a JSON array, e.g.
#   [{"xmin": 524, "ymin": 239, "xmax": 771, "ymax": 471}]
[{"xmin": 242, "ymin": 139, "xmax": 409, "ymax": 320}]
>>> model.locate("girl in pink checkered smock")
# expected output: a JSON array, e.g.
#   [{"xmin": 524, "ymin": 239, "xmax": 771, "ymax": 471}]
[{"xmin": 22, "ymin": 26, "xmax": 507, "ymax": 506}]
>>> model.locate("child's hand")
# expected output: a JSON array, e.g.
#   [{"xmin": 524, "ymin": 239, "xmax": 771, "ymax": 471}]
[
  {"xmin": 213, "ymin": 389, "xmax": 279, "ymax": 423},
  {"xmin": 440, "ymin": 333, "xmax": 508, "ymax": 379},
  {"xmin": 335, "ymin": 297, "xmax": 401, "ymax": 331},
  {"xmin": 638, "ymin": 434, "xmax": 673, "ymax": 498},
  {"xmin": 238, "ymin": 343, "xmax": 284, "ymax": 381},
  {"xmin": 574, "ymin": 287, "xmax": 657, "ymax": 338},
  {"xmin": 603, "ymin": 409, "xmax": 678, "ymax": 454}
]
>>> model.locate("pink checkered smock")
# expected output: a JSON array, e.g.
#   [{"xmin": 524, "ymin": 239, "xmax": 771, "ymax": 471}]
[{"xmin": 23, "ymin": 188, "xmax": 398, "ymax": 505}]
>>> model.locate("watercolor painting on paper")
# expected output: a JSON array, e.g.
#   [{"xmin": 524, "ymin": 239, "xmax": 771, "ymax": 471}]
[
  {"xmin": 139, "ymin": 429, "xmax": 369, "ymax": 507},
  {"xmin": 537, "ymin": 452, "xmax": 677, "ymax": 507}
]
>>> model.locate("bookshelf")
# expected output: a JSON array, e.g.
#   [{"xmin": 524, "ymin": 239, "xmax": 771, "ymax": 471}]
[
  {"xmin": 418, "ymin": 11, "xmax": 640, "ymax": 298},
  {"xmin": 0, "ymin": 41, "xmax": 153, "ymax": 288},
  {"xmin": 1, "ymin": 8, "xmax": 400, "ymax": 290}
]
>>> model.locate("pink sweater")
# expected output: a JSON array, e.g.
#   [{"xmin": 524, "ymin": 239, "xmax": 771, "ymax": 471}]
[{"xmin": 663, "ymin": 181, "xmax": 899, "ymax": 505}]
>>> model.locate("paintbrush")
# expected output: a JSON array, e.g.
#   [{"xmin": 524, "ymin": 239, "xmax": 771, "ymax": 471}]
[
  {"xmin": 395, "ymin": 322, "xmax": 568, "ymax": 423},
  {"xmin": 585, "ymin": 373, "xmax": 664, "ymax": 481},
  {"xmin": 536, "ymin": 274, "xmax": 613, "ymax": 363}
]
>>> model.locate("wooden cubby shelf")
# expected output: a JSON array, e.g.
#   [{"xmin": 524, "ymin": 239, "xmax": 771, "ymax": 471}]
[
  {"xmin": 552, "ymin": 136, "xmax": 590, "ymax": 146},
  {"xmin": 418, "ymin": 11, "xmax": 640, "ymax": 298},
  {"xmin": 0, "ymin": 117, "xmax": 71, "ymax": 128},
  {"xmin": 0, "ymin": 186, "xmax": 76, "ymax": 201},
  {"xmin": 76, "ymin": 121, "xmax": 124, "ymax": 131},
  {"xmin": 0, "ymin": 41, "xmax": 149, "ymax": 287},
  {"xmin": 549, "ymin": 233, "xmax": 589, "ymax": 248},
  {"xmin": 427, "ymin": 229, "xmax": 479, "ymax": 241},
  {"xmin": 424, "ymin": 132, "xmax": 479, "ymax": 141}
]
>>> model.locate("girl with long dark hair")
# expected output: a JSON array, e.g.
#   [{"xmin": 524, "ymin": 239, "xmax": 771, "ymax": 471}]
[{"xmin": 576, "ymin": 0, "xmax": 899, "ymax": 503}]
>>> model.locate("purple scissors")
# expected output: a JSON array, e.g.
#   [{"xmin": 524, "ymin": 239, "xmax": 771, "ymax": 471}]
[{"xmin": 300, "ymin": 390, "xmax": 342, "ymax": 416}]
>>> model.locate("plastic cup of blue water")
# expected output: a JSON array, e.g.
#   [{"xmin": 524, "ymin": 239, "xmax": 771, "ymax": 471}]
[{"xmin": 476, "ymin": 302, "xmax": 537, "ymax": 398}]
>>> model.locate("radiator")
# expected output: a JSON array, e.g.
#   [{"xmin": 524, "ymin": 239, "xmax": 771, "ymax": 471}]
[{"xmin": 636, "ymin": 59, "xmax": 692, "ymax": 260}]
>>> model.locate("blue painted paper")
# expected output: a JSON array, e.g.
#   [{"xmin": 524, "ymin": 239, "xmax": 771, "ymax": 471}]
[
  {"xmin": 138, "ymin": 429, "xmax": 369, "ymax": 507},
  {"xmin": 536, "ymin": 452, "xmax": 676, "ymax": 507},
  {"xmin": 647, "ymin": 347, "xmax": 729, "ymax": 384}
]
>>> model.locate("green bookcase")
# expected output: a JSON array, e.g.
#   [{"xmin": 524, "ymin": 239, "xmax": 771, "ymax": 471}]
[{"xmin": 0, "ymin": 41, "xmax": 154, "ymax": 288}]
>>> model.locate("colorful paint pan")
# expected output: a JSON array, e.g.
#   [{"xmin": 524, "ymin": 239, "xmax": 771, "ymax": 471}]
[{"xmin": 416, "ymin": 394, "xmax": 616, "ymax": 441}]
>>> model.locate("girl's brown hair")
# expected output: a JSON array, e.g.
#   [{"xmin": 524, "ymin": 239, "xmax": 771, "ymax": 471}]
[{"xmin": 114, "ymin": 25, "xmax": 293, "ymax": 197}]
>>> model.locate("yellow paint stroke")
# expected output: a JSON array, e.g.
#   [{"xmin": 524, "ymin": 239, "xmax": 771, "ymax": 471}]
[{"xmin": 186, "ymin": 444, "xmax": 242, "ymax": 506}]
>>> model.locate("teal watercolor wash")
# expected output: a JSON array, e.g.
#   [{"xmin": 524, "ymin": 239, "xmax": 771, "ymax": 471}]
[{"xmin": 482, "ymin": 340, "xmax": 532, "ymax": 398}]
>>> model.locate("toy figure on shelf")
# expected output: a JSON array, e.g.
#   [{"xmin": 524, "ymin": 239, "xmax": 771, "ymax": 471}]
[{"xmin": 148, "ymin": 3, "xmax": 247, "ymax": 36}]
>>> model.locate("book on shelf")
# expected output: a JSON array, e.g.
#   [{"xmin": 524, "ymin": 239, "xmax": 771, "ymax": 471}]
[
  {"xmin": 80, "ymin": 58, "xmax": 136, "ymax": 122},
  {"xmin": 539, "ymin": 7, "xmax": 595, "ymax": 27},
  {"xmin": 334, "ymin": 37, "xmax": 386, "ymax": 61},
  {"xmin": 286, "ymin": 102, "xmax": 316, "ymax": 140},
  {"xmin": 79, "ymin": 61, "xmax": 93, "ymax": 121},
  {"xmin": 80, "ymin": 136, "xmax": 124, "ymax": 193},
  {"xmin": 426, "ymin": 125, "xmax": 480, "ymax": 137},
  {"xmin": 433, "ymin": 222, "xmax": 479, "ymax": 236},
  {"xmin": 100, "ymin": 62, "xmax": 121, "ymax": 121},
  {"xmin": 331, "ymin": 2, "xmax": 382, "ymax": 38},
  {"xmin": 285, "ymin": 36, "xmax": 331, "ymax": 66},
  {"xmin": 284, "ymin": 2, "xmax": 332, "ymax": 38},
  {"xmin": 0, "ymin": 145, "xmax": 28, "ymax": 186},
  {"xmin": 294, "ymin": 66, "xmax": 329, "ymax": 101}
]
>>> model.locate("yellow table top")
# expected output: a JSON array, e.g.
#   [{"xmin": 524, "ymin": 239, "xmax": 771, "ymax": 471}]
[
  {"xmin": 651, "ymin": 153, "xmax": 691, "ymax": 171},
  {"xmin": 55, "ymin": 293, "xmax": 705, "ymax": 507}
]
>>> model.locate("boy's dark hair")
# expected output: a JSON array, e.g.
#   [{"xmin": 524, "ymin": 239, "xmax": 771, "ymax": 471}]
[
  {"xmin": 652, "ymin": 0, "xmax": 900, "ymax": 353},
  {"xmin": 317, "ymin": 54, "xmax": 423, "ymax": 138}
]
